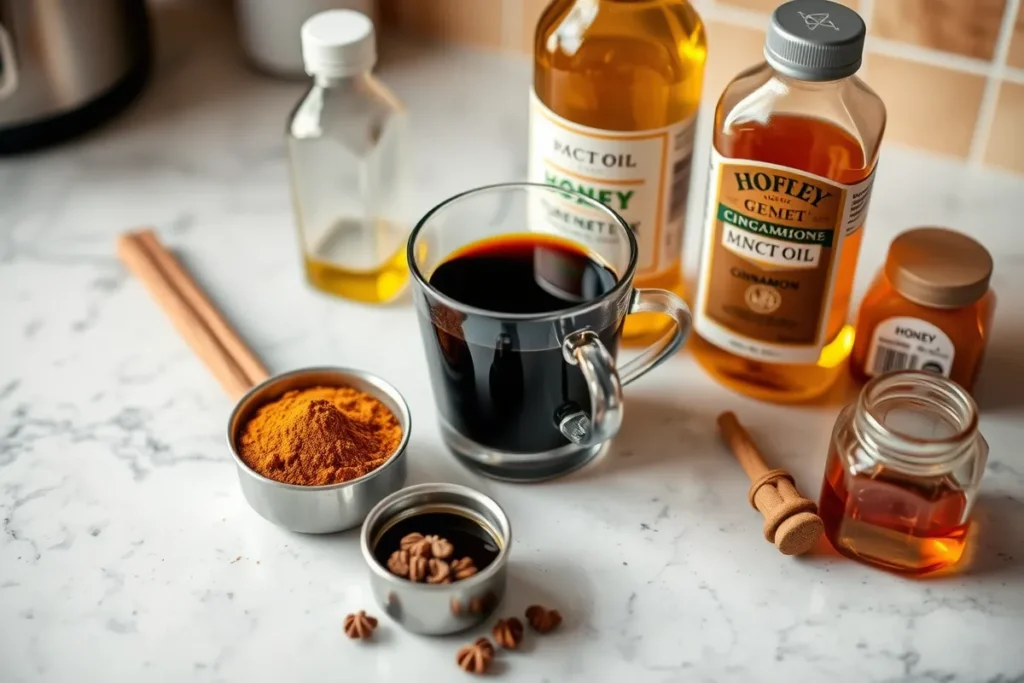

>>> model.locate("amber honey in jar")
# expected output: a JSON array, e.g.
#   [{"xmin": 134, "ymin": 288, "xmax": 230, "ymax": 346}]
[
  {"xmin": 692, "ymin": 0, "xmax": 886, "ymax": 402},
  {"xmin": 820, "ymin": 371, "xmax": 988, "ymax": 574},
  {"xmin": 850, "ymin": 227, "xmax": 995, "ymax": 392}
]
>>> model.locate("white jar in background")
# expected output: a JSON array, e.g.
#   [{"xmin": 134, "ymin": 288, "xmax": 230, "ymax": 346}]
[{"xmin": 236, "ymin": 0, "xmax": 375, "ymax": 78}]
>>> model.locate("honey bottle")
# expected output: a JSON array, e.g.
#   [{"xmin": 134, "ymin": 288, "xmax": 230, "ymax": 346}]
[
  {"xmin": 529, "ymin": 0, "xmax": 707, "ymax": 344},
  {"xmin": 692, "ymin": 0, "xmax": 886, "ymax": 401},
  {"xmin": 850, "ymin": 227, "xmax": 996, "ymax": 393}
]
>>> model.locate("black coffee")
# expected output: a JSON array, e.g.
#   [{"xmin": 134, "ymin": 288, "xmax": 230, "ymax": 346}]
[
  {"xmin": 373, "ymin": 511, "xmax": 500, "ymax": 571},
  {"xmin": 420, "ymin": 234, "xmax": 620, "ymax": 453}
]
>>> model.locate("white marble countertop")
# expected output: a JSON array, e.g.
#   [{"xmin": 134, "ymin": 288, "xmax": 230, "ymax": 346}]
[{"xmin": 2, "ymin": 6, "xmax": 1023, "ymax": 682}]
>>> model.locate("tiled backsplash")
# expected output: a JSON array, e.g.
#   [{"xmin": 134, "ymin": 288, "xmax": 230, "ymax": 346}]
[{"xmin": 380, "ymin": 0, "xmax": 1024, "ymax": 174}]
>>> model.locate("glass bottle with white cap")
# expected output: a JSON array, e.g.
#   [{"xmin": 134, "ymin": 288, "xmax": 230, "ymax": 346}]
[
  {"xmin": 287, "ymin": 9, "xmax": 410, "ymax": 303},
  {"xmin": 691, "ymin": 0, "xmax": 886, "ymax": 402}
]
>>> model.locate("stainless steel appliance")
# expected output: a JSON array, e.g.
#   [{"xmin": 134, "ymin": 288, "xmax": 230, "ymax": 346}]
[{"xmin": 0, "ymin": 0, "xmax": 150, "ymax": 154}]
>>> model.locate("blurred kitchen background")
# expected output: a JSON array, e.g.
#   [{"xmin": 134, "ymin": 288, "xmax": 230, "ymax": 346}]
[
  {"xmin": 0, "ymin": 0, "xmax": 1021, "ymax": 171},
  {"xmin": 381, "ymin": 0, "xmax": 1024, "ymax": 173}
]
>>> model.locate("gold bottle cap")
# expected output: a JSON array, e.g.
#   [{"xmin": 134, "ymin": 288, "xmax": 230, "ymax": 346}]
[{"xmin": 884, "ymin": 227, "xmax": 993, "ymax": 309}]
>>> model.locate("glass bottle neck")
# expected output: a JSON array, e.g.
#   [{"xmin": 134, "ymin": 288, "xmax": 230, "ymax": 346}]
[
  {"xmin": 313, "ymin": 71, "xmax": 372, "ymax": 89},
  {"xmin": 852, "ymin": 371, "xmax": 981, "ymax": 475},
  {"xmin": 771, "ymin": 71, "xmax": 852, "ymax": 91}
]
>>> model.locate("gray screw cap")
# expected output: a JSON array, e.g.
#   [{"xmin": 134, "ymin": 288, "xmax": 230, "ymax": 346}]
[{"xmin": 764, "ymin": 0, "xmax": 866, "ymax": 81}]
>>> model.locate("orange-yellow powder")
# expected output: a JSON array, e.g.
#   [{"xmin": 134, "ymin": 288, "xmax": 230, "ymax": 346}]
[{"xmin": 239, "ymin": 385, "xmax": 402, "ymax": 486}]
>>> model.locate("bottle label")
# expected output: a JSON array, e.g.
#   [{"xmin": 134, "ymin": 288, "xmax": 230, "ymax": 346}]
[
  {"xmin": 527, "ymin": 89, "xmax": 696, "ymax": 277},
  {"xmin": 695, "ymin": 149, "xmax": 875, "ymax": 363},
  {"xmin": 865, "ymin": 317, "xmax": 955, "ymax": 377}
]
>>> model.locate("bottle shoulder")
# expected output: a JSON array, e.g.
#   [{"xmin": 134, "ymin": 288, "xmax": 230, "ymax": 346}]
[
  {"xmin": 535, "ymin": 0, "xmax": 706, "ymax": 71},
  {"xmin": 287, "ymin": 77, "xmax": 405, "ymax": 141},
  {"xmin": 533, "ymin": 0, "xmax": 707, "ymax": 128},
  {"xmin": 714, "ymin": 64, "xmax": 887, "ymax": 167},
  {"xmin": 538, "ymin": 0, "xmax": 705, "ymax": 32}
]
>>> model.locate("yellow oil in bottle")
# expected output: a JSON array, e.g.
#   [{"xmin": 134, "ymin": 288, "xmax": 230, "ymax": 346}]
[
  {"xmin": 303, "ymin": 251, "xmax": 408, "ymax": 305},
  {"xmin": 299, "ymin": 218, "xmax": 409, "ymax": 304},
  {"xmin": 531, "ymin": 0, "xmax": 707, "ymax": 345}
]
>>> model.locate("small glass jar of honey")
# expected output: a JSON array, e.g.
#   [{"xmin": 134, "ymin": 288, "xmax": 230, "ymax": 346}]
[
  {"xmin": 850, "ymin": 227, "xmax": 995, "ymax": 392},
  {"xmin": 819, "ymin": 370, "xmax": 988, "ymax": 574}
]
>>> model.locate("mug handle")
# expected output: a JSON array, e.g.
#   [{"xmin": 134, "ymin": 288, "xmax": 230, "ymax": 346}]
[{"xmin": 558, "ymin": 288, "xmax": 692, "ymax": 445}]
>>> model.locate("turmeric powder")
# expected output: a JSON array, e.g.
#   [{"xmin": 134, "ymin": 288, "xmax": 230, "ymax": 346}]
[{"xmin": 239, "ymin": 385, "xmax": 402, "ymax": 486}]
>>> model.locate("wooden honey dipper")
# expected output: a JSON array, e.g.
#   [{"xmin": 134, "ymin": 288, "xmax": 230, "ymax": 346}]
[{"xmin": 716, "ymin": 411, "xmax": 824, "ymax": 556}]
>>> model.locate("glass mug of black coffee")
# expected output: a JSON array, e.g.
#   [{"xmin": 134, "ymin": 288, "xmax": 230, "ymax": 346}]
[{"xmin": 408, "ymin": 183, "xmax": 691, "ymax": 481}]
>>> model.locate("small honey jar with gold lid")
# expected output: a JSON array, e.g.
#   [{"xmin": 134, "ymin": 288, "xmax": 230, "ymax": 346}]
[{"xmin": 850, "ymin": 227, "xmax": 995, "ymax": 392}]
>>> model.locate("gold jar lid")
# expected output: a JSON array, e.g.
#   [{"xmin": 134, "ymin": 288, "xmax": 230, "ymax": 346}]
[{"xmin": 883, "ymin": 227, "xmax": 992, "ymax": 309}]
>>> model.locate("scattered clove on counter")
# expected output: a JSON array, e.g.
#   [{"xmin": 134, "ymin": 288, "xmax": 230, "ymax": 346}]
[
  {"xmin": 343, "ymin": 611, "xmax": 378, "ymax": 640},
  {"xmin": 492, "ymin": 617, "xmax": 524, "ymax": 649},
  {"xmin": 525, "ymin": 605, "xmax": 562, "ymax": 633},
  {"xmin": 456, "ymin": 637, "xmax": 495, "ymax": 674}
]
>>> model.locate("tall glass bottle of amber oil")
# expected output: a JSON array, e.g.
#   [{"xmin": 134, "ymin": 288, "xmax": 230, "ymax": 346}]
[
  {"xmin": 692, "ymin": 0, "xmax": 885, "ymax": 401},
  {"xmin": 529, "ymin": 0, "xmax": 707, "ymax": 343},
  {"xmin": 287, "ymin": 10, "xmax": 410, "ymax": 304}
]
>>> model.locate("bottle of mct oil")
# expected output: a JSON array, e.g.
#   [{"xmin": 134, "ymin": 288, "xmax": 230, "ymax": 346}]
[
  {"xmin": 529, "ymin": 0, "xmax": 706, "ymax": 344},
  {"xmin": 692, "ymin": 0, "xmax": 885, "ymax": 402}
]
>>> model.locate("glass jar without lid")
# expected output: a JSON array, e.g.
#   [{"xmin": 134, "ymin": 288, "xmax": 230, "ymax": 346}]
[
  {"xmin": 819, "ymin": 370, "xmax": 988, "ymax": 574},
  {"xmin": 850, "ymin": 227, "xmax": 995, "ymax": 392}
]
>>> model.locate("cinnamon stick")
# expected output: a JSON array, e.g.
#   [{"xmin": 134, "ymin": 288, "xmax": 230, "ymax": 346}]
[
  {"xmin": 116, "ymin": 229, "xmax": 268, "ymax": 399},
  {"xmin": 134, "ymin": 229, "xmax": 269, "ymax": 385}
]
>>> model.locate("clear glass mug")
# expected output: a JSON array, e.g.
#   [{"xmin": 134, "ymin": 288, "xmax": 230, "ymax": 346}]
[{"xmin": 408, "ymin": 183, "xmax": 691, "ymax": 481}]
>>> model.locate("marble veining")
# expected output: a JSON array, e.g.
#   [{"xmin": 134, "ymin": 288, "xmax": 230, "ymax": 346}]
[{"xmin": 1, "ymin": 2, "xmax": 1022, "ymax": 681}]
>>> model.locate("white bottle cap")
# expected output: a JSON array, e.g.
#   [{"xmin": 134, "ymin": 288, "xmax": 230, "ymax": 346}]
[{"xmin": 301, "ymin": 10, "xmax": 376, "ymax": 78}]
